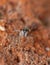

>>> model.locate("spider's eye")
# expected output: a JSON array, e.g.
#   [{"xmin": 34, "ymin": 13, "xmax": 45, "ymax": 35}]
[{"xmin": 23, "ymin": 27, "xmax": 29, "ymax": 32}]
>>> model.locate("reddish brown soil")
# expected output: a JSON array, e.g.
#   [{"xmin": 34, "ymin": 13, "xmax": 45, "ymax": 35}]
[{"xmin": 0, "ymin": 0, "xmax": 50, "ymax": 65}]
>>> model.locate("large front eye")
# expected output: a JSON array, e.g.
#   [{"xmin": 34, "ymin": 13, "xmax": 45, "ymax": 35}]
[{"xmin": 23, "ymin": 27, "xmax": 29, "ymax": 32}]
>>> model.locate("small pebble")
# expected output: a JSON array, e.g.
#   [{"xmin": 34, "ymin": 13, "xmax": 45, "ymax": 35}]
[{"xmin": 0, "ymin": 26, "xmax": 5, "ymax": 31}]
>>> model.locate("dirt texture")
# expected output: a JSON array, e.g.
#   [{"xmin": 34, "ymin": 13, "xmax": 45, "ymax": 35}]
[{"xmin": 0, "ymin": 0, "xmax": 50, "ymax": 65}]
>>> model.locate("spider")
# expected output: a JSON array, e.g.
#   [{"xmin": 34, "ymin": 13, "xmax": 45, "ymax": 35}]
[{"xmin": 19, "ymin": 22, "xmax": 38, "ymax": 37}]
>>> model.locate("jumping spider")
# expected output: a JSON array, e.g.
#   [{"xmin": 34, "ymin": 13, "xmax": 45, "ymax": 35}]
[{"xmin": 19, "ymin": 22, "xmax": 38, "ymax": 37}]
